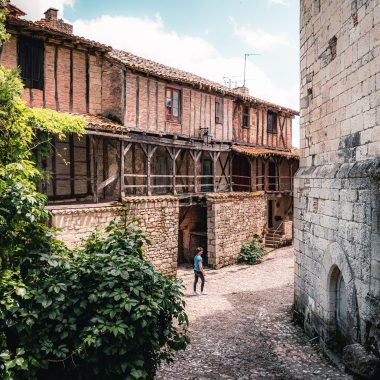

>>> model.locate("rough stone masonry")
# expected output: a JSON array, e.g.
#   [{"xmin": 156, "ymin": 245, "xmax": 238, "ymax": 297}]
[{"xmin": 295, "ymin": 0, "xmax": 380, "ymax": 376}]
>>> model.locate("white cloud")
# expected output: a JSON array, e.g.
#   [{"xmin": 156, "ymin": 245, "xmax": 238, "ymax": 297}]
[
  {"xmin": 230, "ymin": 17, "xmax": 292, "ymax": 51},
  {"xmin": 73, "ymin": 14, "xmax": 218, "ymax": 68},
  {"xmin": 267, "ymin": 0, "xmax": 290, "ymax": 6},
  {"xmin": 11, "ymin": 0, "xmax": 74, "ymax": 20}
]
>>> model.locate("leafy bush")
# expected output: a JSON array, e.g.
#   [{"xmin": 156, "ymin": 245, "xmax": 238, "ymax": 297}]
[
  {"xmin": 0, "ymin": 219, "xmax": 189, "ymax": 380},
  {"xmin": 238, "ymin": 236, "xmax": 266, "ymax": 265}
]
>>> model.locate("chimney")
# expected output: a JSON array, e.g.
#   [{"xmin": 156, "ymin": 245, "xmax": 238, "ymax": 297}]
[
  {"xmin": 44, "ymin": 8, "xmax": 58, "ymax": 21},
  {"xmin": 234, "ymin": 86, "xmax": 250, "ymax": 96},
  {"xmin": 38, "ymin": 8, "xmax": 73, "ymax": 34}
]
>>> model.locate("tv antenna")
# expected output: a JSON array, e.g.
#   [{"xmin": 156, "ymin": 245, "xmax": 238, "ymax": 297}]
[{"xmin": 243, "ymin": 53, "xmax": 261, "ymax": 87}]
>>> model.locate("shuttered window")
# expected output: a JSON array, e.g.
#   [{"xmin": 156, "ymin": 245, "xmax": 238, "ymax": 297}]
[
  {"xmin": 18, "ymin": 36, "xmax": 44, "ymax": 90},
  {"xmin": 267, "ymin": 110, "xmax": 278, "ymax": 133},
  {"xmin": 215, "ymin": 97, "xmax": 224, "ymax": 124},
  {"xmin": 242, "ymin": 104, "xmax": 250, "ymax": 128},
  {"xmin": 166, "ymin": 87, "xmax": 181, "ymax": 123}
]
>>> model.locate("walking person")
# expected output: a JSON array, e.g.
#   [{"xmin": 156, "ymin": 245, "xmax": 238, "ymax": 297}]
[{"xmin": 193, "ymin": 247, "xmax": 207, "ymax": 295}]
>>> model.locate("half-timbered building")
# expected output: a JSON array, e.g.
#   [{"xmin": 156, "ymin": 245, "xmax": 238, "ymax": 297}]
[{"xmin": 1, "ymin": 3, "xmax": 299, "ymax": 274}]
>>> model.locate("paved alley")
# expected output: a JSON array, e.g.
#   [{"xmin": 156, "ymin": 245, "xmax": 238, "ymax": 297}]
[{"xmin": 157, "ymin": 247, "xmax": 352, "ymax": 380}]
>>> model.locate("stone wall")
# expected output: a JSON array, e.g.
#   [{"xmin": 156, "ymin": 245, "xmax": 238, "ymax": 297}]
[
  {"xmin": 296, "ymin": 0, "xmax": 380, "ymax": 358},
  {"xmin": 49, "ymin": 196, "xmax": 179, "ymax": 275},
  {"xmin": 206, "ymin": 192, "xmax": 267, "ymax": 268}
]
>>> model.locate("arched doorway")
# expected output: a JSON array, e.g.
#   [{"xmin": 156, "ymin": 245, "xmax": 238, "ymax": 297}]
[{"xmin": 329, "ymin": 265, "xmax": 349, "ymax": 346}]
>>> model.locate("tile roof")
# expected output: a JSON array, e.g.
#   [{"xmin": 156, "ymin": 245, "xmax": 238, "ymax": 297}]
[
  {"xmin": 232, "ymin": 145, "xmax": 300, "ymax": 159},
  {"xmin": 109, "ymin": 50, "xmax": 299, "ymax": 116},
  {"xmin": 6, "ymin": 15, "xmax": 111, "ymax": 52},
  {"xmin": 6, "ymin": 2, "xmax": 298, "ymax": 116},
  {"xmin": 82, "ymin": 114, "xmax": 128, "ymax": 133}
]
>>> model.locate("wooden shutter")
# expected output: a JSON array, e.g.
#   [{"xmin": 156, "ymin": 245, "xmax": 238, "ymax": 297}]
[
  {"xmin": 32, "ymin": 39, "xmax": 44, "ymax": 90},
  {"xmin": 18, "ymin": 36, "xmax": 44, "ymax": 90},
  {"xmin": 215, "ymin": 97, "xmax": 224, "ymax": 124},
  {"xmin": 18, "ymin": 36, "xmax": 32, "ymax": 88}
]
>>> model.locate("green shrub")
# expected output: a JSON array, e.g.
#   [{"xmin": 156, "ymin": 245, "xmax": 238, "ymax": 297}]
[
  {"xmin": 0, "ymin": 219, "xmax": 189, "ymax": 380},
  {"xmin": 238, "ymin": 236, "xmax": 266, "ymax": 265}
]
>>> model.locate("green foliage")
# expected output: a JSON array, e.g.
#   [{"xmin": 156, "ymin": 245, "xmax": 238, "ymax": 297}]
[
  {"xmin": 0, "ymin": 220, "xmax": 189, "ymax": 380},
  {"xmin": 0, "ymin": 1, "xmax": 9, "ymax": 45},
  {"xmin": 0, "ymin": 63, "xmax": 85, "ymax": 270},
  {"xmin": 0, "ymin": 14, "xmax": 188, "ymax": 380},
  {"xmin": 238, "ymin": 236, "xmax": 266, "ymax": 265}
]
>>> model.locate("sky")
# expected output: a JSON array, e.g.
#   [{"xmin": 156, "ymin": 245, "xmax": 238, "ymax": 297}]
[{"xmin": 13, "ymin": 0, "xmax": 300, "ymax": 146}]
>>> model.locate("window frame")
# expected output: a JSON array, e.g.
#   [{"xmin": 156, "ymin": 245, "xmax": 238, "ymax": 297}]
[
  {"xmin": 242, "ymin": 103, "xmax": 250, "ymax": 129},
  {"xmin": 17, "ymin": 36, "xmax": 44, "ymax": 90},
  {"xmin": 267, "ymin": 110, "xmax": 278, "ymax": 134},
  {"xmin": 215, "ymin": 97, "xmax": 224, "ymax": 124},
  {"xmin": 165, "ymin": 87, "xmax": 181, "ymax": 123}
]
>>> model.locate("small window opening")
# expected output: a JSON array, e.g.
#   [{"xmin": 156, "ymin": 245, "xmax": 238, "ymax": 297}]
[
  {"xmin": 267, "ymin": 110, "xmax": 278, "ymax": 133},
  {"xmin": 215, "ymin": 97, "xmax": 224, "ymax": 124},
  {"xmin": 18, "ymin": 36, "xmax": 44, "ymax": 90},
  {"xmin": 242, "ymin": 104, "xmax": 250, "ymax": 128},
  {"xmin": 166, "ymin": 87, "xmax": 181, "ymax": 123}
]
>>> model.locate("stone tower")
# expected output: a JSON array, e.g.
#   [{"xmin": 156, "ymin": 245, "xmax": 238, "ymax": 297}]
[{"xmin": 295, "ymin": 0, "xmax": 380, "ymax": 363}]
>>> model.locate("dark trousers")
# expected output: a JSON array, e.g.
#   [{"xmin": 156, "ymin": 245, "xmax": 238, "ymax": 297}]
[{"xmin": 194, "ymin": 270, "xmax": 205, "ymax": 292}]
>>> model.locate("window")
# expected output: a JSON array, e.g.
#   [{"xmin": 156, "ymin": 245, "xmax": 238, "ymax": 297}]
[
  {"xmin": 215, "ymin": 97, "xmax": 224, "ymax": 124},
  {"xmin": 267, "ymin": 110, "xmax": 278, "ymax": 133},
  {"xmin": 166, "ymin": 87, "xmax": 181, "ymax": 123},
  {"xmin": 242, "ymin": 104, "xmax": 250, "ymax": 128},
  {"xmin": 18, "ymin": 36, "xmax": 44, "ymax": 90}
]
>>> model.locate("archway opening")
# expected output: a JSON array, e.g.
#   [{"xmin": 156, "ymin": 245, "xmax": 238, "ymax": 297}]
[{"xmin": 328, "ymin": 265, "xmax": 349, "ymax": 348}]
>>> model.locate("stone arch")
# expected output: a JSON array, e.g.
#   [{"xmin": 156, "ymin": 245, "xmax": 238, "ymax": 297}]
[{"xmin": 319, "ymin": 242, "xmax": 359, "ymax": 344}]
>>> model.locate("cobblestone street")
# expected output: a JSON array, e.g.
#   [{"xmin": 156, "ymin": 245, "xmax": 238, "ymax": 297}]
[{"xmin": 157, "ymin": 247, "xmax": 352, "ymax": 380}]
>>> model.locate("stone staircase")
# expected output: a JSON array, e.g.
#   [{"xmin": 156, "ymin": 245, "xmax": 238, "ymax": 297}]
[{"xmin": 265, "ymin": 228, "xmax": 283, "ymax": 249}]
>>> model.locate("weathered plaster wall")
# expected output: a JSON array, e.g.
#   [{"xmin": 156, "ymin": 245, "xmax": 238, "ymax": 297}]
[
  {"xmin": 296, "ymin": 0, "xmax": 380, "ymax": 355},
  {"xmin": 49, "ymin": 196, "xmax": 179, "ymax": 275},
  {"xmin": 206, "ymin": 192, "xmax": 267, "ymax": 268}
]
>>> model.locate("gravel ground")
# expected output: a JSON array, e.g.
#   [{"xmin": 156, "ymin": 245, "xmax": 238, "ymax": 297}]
[{"xmin": 156, "ymin": 246, "xmax": 352, "ymax": 380}]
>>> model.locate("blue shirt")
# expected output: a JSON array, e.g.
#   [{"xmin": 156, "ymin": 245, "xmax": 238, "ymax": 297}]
[{"xmin": 194, "ymin": 255, "xmax": 203, "ymax": 271}]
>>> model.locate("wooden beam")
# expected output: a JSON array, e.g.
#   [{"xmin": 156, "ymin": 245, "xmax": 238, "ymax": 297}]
[
  {"xmin": 147, "ymin": 78, "xmax": 150, "ymax": 130},
  {"xmin": 263, "ymin": 159, "xmax": 267, "ymax": 192},
  {"xmin": 141, "ymin": 144, "xmax": 157, "ymax": 196},
  {"xmin": 155, "ymin": 81, "xmax": 158, "ymax": 130},
  {"xmin": 120, "ymin": 140, "xmax": 125, "ymax": 198},
  {"xmin": 229, "ymin": 153, "xmax": 233, "ymax": 191},
  {"xmin": 136, "ymin": 76, "xmax": 140, "ymax": 128},
  {"xmin": 86, "ymin": 135, "xmax": 91, "ymax": 195},
  {"xmin": 212, "ymin": 151, "xmax": 221, "ymax": 192},
  {"xmin": 69, "ymin": 134, "xmax": 75, "ymax": 196},
  {"xmin": 51, "ymin": 136, "xmax": 57, "ymax": 197},
  {"xmin": 85, "ymin": 52, "xmax": 90, "ymax": 113},
  {"xmin": 102, "ymin": 138, "xmax": 108, "ymax": 199},
  {"xmin": 69, "ymin": 48, "xmax": 73, "ymax": 113},
  {"xmin": 54, "ymin": 46, "xmax": 59, "ymax": 111},
  {"xmin": 189, "ymin": 150, "xmax": 201, "ymax": 193},
  {"xmin": 91, "ymin": 136, "xmax": 99, "ymax": 203}
]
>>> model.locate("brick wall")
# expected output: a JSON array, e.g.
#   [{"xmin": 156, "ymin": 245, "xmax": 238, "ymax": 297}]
[
  {"xmin": 206, "ymin": 192, "xmax": 267, "ymax": 268},
  {"xmin": 232, "ymin": 104, "xmax": 293, "ymax": 148},
  {"xmin": 49, "ymin": 196, "xmax": 179, "ymax": 275}
]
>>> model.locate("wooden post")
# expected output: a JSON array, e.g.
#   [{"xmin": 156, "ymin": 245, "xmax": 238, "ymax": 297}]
[
  {"xmin": 120, "ymin": 140, "xmax": 125, "ymax": 199},
  {"xmin": 190, "ymin": 150, "xmax": 201, "ymax": 193},
  {"xmin": 247, "ymin": 156, "xmax": 253, "ymax": 192},
  {"xmin": 229, "ymin": 153, "xmax": 233, "ymax": 192},
  {"xmin": 141, "ymin": 144, "xmax": 157, "ymax": 196},
  {"xmin": 263, "ymin": 159, "xmax": 267, "ymax": 192},
  {"xmin": 212, "ymin": 151, "xmax": 221, "ymax": 192},
  {"xmin": 91, "ymin": 136, "xmax": 99, "ymax": 203}
]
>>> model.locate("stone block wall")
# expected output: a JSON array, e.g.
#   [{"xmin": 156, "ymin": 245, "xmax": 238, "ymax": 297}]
[
  {"xmin": 206, "ymin": 192, "xmax": 267, "ymax": 268},
  {"xmin": 49, "ymin": 196, "xmax": 179, "ymax": 275},
  {"xmin": 296, "ymin": 0, "xmax": 380, "ymax": 356}
]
